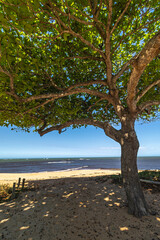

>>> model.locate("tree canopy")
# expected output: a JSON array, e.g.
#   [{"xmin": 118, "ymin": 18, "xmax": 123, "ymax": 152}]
[
  {"xmin": 0, "ymin": 0, "xmax": 159, "ymax": 136},
  {"xmin": 0, "ymin": 0, "xmax": 160, "ymax": 217}
]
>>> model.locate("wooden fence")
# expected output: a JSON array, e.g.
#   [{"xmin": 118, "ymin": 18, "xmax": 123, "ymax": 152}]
[{"xmin": 11, "ymin": 178, "xmax": 26, "ymax": 199}]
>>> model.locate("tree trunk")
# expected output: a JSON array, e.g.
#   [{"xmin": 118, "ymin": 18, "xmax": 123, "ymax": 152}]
[{"xmin": 121, "ymin": 119, "xmax": 149, "ymax": 217}]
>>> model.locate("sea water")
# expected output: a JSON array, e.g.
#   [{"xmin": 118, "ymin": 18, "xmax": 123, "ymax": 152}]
[{"xmin": 0, "ymin": 157, "xmax": 160, "ymax": 173}]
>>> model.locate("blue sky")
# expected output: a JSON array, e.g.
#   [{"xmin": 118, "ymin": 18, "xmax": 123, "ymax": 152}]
[{"xmin": 0, "ymin": 120, "xmax": 159, "ymax": 158}]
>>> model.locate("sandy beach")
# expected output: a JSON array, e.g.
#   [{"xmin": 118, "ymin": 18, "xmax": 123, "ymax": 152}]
[
  {"xmin": 0, "ymin": 169, "xmax": 160, "ymax": 240},
  {"xmin": 0, "ymin": 169, "xmax": 120, "ymax": 185}
]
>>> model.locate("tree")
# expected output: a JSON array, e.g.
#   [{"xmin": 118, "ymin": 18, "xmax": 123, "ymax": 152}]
[{"xmin": 0, "ymin": 0, "xmax": 160, "ymax": 217}]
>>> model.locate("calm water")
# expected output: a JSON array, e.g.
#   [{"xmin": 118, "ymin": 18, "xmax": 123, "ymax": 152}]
[{"xmin": 0, "ymin": 157, "xmax": 160, "ymax": 173}]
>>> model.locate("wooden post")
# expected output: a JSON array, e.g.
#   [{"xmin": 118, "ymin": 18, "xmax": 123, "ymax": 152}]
[
  {"xmin": 118, "ymin": 174, "xmax": 121, "ymax": 183},
  {"xmin": 140, "ymin": 179, "xmax": 160, "ymax": 185},
  {"xmin": 22, "ymin": 178, "xmax": 25, "ymax": 190},
  {"xmin": 17, "ymin": 178, "xmax": 21, "ymax": 188},
  {"xmin": 11, "ymin": 182, "xmax": 16, "ymax": 199}
]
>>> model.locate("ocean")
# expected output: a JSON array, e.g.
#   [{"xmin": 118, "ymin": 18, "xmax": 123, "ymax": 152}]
[{"xmin": 0, "ymin": 157, "xmax": 160, "ymax": 173}]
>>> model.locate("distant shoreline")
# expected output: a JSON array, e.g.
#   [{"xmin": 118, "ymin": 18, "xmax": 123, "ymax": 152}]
[
  {"xmin": 0, "ymin": 157, "xmax": 122, "ymax": 162},
  {"xmin": 0, "ymin": 156, "xmax": 160, "ymax": 162},
  {"xmin": 0, "ymin": 156, "xmax": 160, "ymax": 174}
]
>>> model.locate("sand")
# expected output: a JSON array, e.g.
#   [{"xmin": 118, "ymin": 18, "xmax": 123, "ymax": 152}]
[
  {"xmin": 0, "ymin": 169, "xmax": 160, "ymax": 240},
  {"xmin": 0, "ymin": 169, "xmax": 120, "ymax": 185}
]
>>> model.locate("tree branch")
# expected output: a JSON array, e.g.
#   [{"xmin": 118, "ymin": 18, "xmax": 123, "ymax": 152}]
[
  {"xmin": 104, "ymin": 123, "xmax": 122, "ymax": 143},
  {"xmin": 64, "ymin": 29, "xmax": 105, "ymax": 58},
  {"xmin": 138, "ymin": 100, "xmax": 160, "ymax": 113},
  {"xmin": 112, "ymin": 57, "xmax": 136, "ymax": 84},
  {"xmin": 0, "ymin": 66, "xmax": 14, "ymax": 92},
  {"xmin": 5, "ymin": 91, "xmax": 22, "ymax": 102},
  {"xmin": 21, "ymin": 98, "xmax": 55, "ymax": 115},
  {"xmin": 22, "ymin": 87, "xmax": 113, "ymax": 104},
  {"xmin": 38, "ymin": 118, "xmax": 105, "ymax": 136},
  {"xmin": 6, "ymin": 80, "xmax": 110, "ymax": 104},
  {"xmin": 51, "ymin": 8, "xmax": 106, "ymax": 59},
  {"xmin": 89, "ymin": 0, "xmax": 106, "ymax": 41},
  {"xmin": 112, "ymin": 16, "xmax": 160, "ymax": 55},
  {"xmin": 95, "ymin": 0, "xmax": 103, "ymax": 19},
  {"xmin": 62, "ymin": 2, "xmax": 100, "ymax": 24},
  {"xmin": 105, "ymin": 0, "xmax": 113, "ymax": 86},
  {"xmin": 106, "ymin": 0, "xmax": 112, "ymax": 34},
  {"xmin": 38, "ymin": 117, "xmax": 122, "ymax": 143},
  {"xmin": 64, "ymin": 56, "xmax": 104, "ymax": 62},
  {"xmin": 66, "ymin": 80, "xmax": 107, "ymax": 90},
  {"xmin": 44, "ymin": 71, "xmax": 64, "ymax": 91},
  {"xmin": 111, "ymin": 0, "xmax": 131, "ymax": 35},
  {"xmin": 136, "ymin": 79, "xmax": 160, "ymax": 103},
  {"xmin": 54, "ymin": 6, "xmax": 94, "ymax": 26},
  {"xmin": 87, "ymin": 98, "xmax": 106, "ymax": 111},
  {"xmin": 127, "ymin": 30, "xmax": 160, "ymax": 112}
]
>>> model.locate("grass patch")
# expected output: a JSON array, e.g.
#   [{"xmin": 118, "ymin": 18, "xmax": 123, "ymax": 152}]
[
  {"xmin": 138, "ymin": 170, "xmax": 160, "ymax": 181},
  {"xmin": 94, "ymin": 170, "xmax": 160, "ymax": 184},
  {"xmin": 0, "ymin": 181, "xmax": 37, "ymax": 203},
  {"xmin": 0, "ymin": 184, "xmax": 13, "ymax": 202}
]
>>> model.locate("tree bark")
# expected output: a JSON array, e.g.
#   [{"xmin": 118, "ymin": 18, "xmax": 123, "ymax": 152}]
[{"xmin": 120, "ymin": 118, "xmax": 149, "ymax": 217}]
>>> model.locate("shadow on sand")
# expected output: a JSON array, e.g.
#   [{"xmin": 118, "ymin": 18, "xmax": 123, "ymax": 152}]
[{"xmin": 0, "ymin": 176, "xmax": 160, "ymax": 240}]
